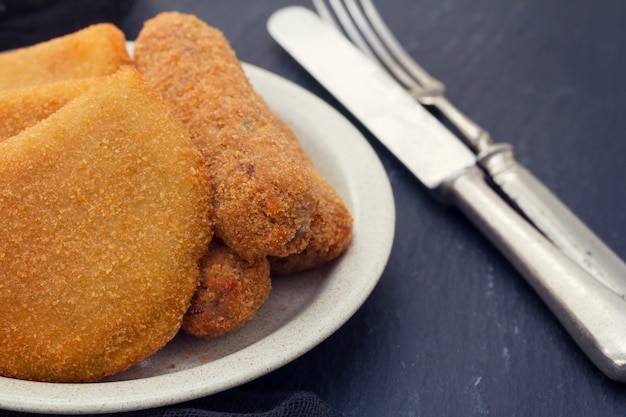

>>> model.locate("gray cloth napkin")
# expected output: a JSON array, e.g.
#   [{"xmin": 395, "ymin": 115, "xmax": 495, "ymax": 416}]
[{"xmin": 0, "ymin": 391, "xmax": 344, "ymax": 417}]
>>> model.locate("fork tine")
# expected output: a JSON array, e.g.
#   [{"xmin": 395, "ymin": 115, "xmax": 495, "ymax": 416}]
[
  {"xmin": 342, "ymin": 0, "xmax": 428, "ymax": 98},
  {"xmin": 359, "ymin": 0, "xmax": 445, "ymax": 95},
  {"xmin": 311, "ymin": 0, "xmax": 334, "ymax": 25},
  {"xmin": 314, "ymin": 0, "xmax": 415, "ymax": 89},
  {"xmin": 313, "ymin": 0, "xmax": 439, "ymax": 100},
  {"xmin": 314, "ymin": 0, "xmax": 488, "ymax": 148},
  {"xmin": 312, "ymin": 0, "xmax": 376, "ymax": 60}
]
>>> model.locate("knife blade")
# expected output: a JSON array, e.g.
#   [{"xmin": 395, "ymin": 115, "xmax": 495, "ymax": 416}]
[
  {"xmin": 271, "ymin": 6, "xmax": 474, "ymax": 190},
  {"xmin": 268, "ymin": 6, "xmax": 626, "ymax": 381}
]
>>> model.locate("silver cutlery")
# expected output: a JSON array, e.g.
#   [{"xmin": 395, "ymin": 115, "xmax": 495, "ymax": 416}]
[
  {"xmin": 312, "ymin": 0, "xmax": 626, "ymax": 300},
  {"xmin": 268, "ymin": 6, "xmax": 626, "ymax": 381}
]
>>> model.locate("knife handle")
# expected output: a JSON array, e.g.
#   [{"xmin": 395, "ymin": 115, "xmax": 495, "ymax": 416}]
[
  {"xmin": 443, "ymin": 166, "xmax": 626, "ymax": 381},
  {"xmin": 478, "ymin": 143, "xmax": 626, "ymax": 299}
]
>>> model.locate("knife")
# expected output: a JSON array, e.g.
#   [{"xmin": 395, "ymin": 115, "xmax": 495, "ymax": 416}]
[
  {"xmin": 268, "ymin": 6, "xmax": 626, "ymax": 381},
  {"xmin": 310, "ymin": 0, "xmax": 626, "ymax": 303}
]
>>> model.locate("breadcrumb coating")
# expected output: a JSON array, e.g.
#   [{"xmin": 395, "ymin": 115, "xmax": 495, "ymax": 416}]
[
  {"xmin": 0, "ymin": 66, "xmax": 212, "ymax": 382},
  {"xmin": 0, "ymin": 23, "xmax": 130, "ymax": 91},
  {"xmin": 270, "ymin": 168, "xmax": 353, "ymax": 275},
  {"xmin": 183, "ymin": 239, "xmax": 271, "ymax": 340},
  {"xmin": 0, "ymin": 76, "xmax": 103, "ymax": 142},
  {"xmin": 134, "ymin": 12, "xmax": 319, "ymax": 261},
  {"xmin": 267, "ymin": 122, "xmax": 353, "ymax": 275}
]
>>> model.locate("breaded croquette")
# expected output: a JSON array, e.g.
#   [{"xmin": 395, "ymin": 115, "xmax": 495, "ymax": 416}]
[
  {"xmin": 183, "ymin": 239, "xmax": 271, "ymax": 340},
  {"xmin": 269, "ymin": 179, "xmax": 353, "ymax": 275},
  {"xmin": 0, "ymin": 23, "xmax": 130, "ymax": 91},
  {"xmin": 0, "ymin": 66, "xmax": 212, "ymax": 383},
  {"xmin": 0, "ymin": 76, "xmax": 103, "ymax": 142},
  {"xmin": 134, "ymin": 12, "xmax": 319, "ymax": 261},
  {"xmin": 269, "ymin": 122, "xmax": 353, "ymax": 275}
]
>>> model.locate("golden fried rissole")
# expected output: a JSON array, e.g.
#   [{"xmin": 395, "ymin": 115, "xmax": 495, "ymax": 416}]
[
  {"xmin": 0, "ymin": 76, "xmax": 103, "ymax": 142},
  {"xmin": 134, "ymin": 12, "xmax": 319, "ymax": 261},
  {"xmin": 269, "ymin": 179, "xmax": 353, "ymax": 274},
  {"xmin": 269, "ymin": 122, "xmax": 353, "ymax": 275},
  {"xmin": 0, "ymin": 66, "xmax": 212, "ymax": 383},
  {"xmin": 270, "ymin": 173, "xmax": 353, "ymax": 274},
  {"xmin": 0, "ymin": 23, "xmax": 130, "ymax": 91},
  {"xmin": 183, "ymin": 239, "xmax": 271, "ymax": 340}
]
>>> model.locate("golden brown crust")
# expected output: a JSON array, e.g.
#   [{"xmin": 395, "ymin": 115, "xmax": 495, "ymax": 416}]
[
  {"xmin": 0, "ymin": 76, "xmax": 104, "ymax": 142},
  {"xmin": 134, "ymin": 12, "xmax": 319, "ymax": 261},
  {"xmin": 183, "ymin": 239, "xmax": 271, "ymax": 340},
  {"xmin": 0, "ymin": 66, "xmax": 212, "ymax": 382},
  {"xmin": 269, "ymin": 122, "xmax": 353, "ymax": 275},
  {"xmin": 269, "ymin": 174, "xmax": 353, "ymax": 275},
  {"xmin": 0, "ymin": 23, "xmax": 130, "ymax": 91}
]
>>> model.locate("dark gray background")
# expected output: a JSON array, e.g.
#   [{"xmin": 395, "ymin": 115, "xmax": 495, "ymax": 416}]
[{"xmin": 3, "ymin": 1, "xmax": 626, "ymax": 415}]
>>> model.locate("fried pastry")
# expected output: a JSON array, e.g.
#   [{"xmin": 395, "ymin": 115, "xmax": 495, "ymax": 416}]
[
  {"xmin": 0, "ymin": 23, "xmax": 130, "ymax": 91},
  {"xmin": 0, "ymin": 76, "xmax": 103, "ymax": 142},
  {"xmin": 0, "ymin": 66, "xmax": 212, "ymax": 382}
]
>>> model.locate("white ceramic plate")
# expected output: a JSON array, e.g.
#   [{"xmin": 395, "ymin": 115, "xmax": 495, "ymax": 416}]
[{"xmin": 0, "ymin": 63, "xmax": 395, "ymax": 414}]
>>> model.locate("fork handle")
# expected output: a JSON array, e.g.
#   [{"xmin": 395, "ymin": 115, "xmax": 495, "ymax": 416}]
[
  {"xmin": 478, "ymin": 143, "xmax": 626, "ymax": 299},
  {"xmin": 431, "ymin": 95, "xmax": 626, "ymax": 297},
  {"xmin": 444, "ymin": 166, "xmax": 626, "ymax": 381}
]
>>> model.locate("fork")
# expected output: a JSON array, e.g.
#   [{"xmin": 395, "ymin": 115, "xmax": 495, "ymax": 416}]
[{"xmin": 312, "ymin": 0, "xmax": 626, "ymax": 297}]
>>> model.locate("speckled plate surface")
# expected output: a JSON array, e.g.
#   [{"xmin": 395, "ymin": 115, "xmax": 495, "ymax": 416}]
[{"xmin": 0, "ymin": 63, "xmax": 395, "ymax": 414}]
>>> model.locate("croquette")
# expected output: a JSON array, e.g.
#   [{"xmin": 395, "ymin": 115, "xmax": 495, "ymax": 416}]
[
  {"xmin": 183, "ymin": 239, "xmax": 271, "ymax": 340},
  {"xmin": 269, "ymin": 121, "xmax": 353, "ymax": 275},
  {"xmin": 134, "ymin": 12, "xmax": 320, "ymax": 261},
  {"xmin": 269, "ymin": 171, "xmax": 353, "ymax": 275}
]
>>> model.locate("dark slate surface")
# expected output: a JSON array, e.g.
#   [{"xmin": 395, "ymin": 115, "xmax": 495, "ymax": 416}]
[{"xmin": 2, "ymin": 1, "xmax": 626, "ymax": 415}]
